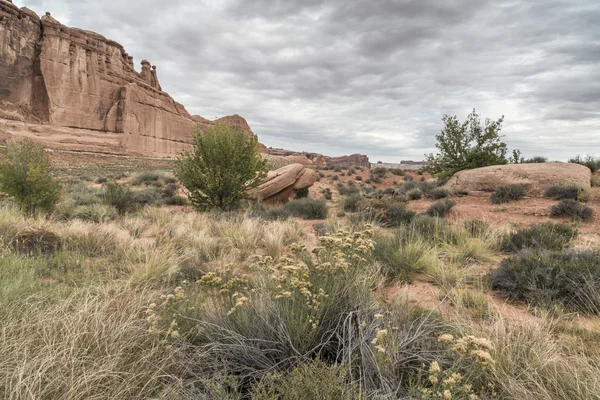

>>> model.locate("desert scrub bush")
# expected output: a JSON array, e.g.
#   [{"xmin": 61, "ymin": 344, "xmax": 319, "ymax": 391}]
[
  {"xmin": 501, "ymin": 222, "xmax": 576, "ymax": 253},
  {"xmin": 463, "ymin": 219, "xmax": 489, "ymax": 237},
  {"xmin": 68, "ymin": 183, "xmax": 100, "ymax": 206},
  {"xmin": 101, "ymin": 181, "xmax": 134, "ymax": 214},
  {"xmin": 0, "ymin": 139, "xmax": 61, "ymax": 214},
  {"xmin": 282, "ymin": 198, "xmax": 328, "ymax": 219},
  {"xmin": 425, "ymin": 199, "xmax": 456, "ymax": 218},
  {"xmin": 544, "ymin": 184, "xmax": 588, "ymax": 202},
  {"xmin": 129, "ymin": 170, "xmax": 164, "ymax": 186},
  {"xmin": 428, "ymin": 186, "xmax": 452, "ymax": 199},
  {"xmin": 337, "ymin": 182, "xmax": 359, "ymax": 196},
  {"xmin": 154, "ymin": 229, "xmax": 447, "ymax": 397},
  {"xmin": 343, "ymin": 193, "xmax": 363, "ymax": 212},
  {"xmin": 389, "ymin": 168, "xmax": 405, "ymax": 176},
  {"xmin": 175, "ymin": 124, "xmax": 267, "ymax": 211},
  {"xmin": 322, "ymin": 187, "xmax": 332, "ymax": 200},
  {"xmin": 252, "ymin": 360, "xmax": 360, "ymax": 399},
  {"xmin": 355, "ymin": 175, "xmax": 362, "ymax": 181},
  {"xmin": 491, "ymin": 249, "xmax": 600, "ymax": 313},
  {"xmin": 356, "ymin": 198, "xmax": 415, "ymax": 227},
  {"xmin": 490, "ymin": 184, "xmax": 527, "ymax": 204},
  {"xmin": 132, "ymin": 186, "xmax": 163, "ymax": 206},
  {"xmin": 409, "ymin": 334, "xmax": 498, "ymax": 399},
  {"xmin": 406, "ymin": 188, "xmax": 423, "ymax": 200},
  {"xmin": 591, "ymin": 175, "xmax": 600, "ymax": 187},
  {"xmin": 550, "ymin": 199, "xmax": 593, "ymax": 221},
  {"xmin": 294, "ymin": 186, "xmax": 309, "ymax": 199},
  {"xmin": 569, "ymin": 154, "xmax": 600, "ymax": 172},
  {"xmin": 373, "ymin": 228, "xmax": 438, "ymax": 281},
  {"xmin": 372, "ymin": 166, "xmax": 388, "ymax": 178}
]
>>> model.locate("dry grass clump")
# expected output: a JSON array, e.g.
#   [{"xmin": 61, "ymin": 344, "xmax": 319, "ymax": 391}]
[{"xmin": 0, "ymin": 284, "xmax": 182, "ymax": 400}]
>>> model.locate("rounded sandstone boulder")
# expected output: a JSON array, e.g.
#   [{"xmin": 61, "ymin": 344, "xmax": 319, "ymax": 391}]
[
  {"xmin": 255, "ymin": 163, "xmax": 317, "ymax": 204},
  {"xmin": 444, "ymin": 163, "xmax": 591, "ymax": 196}
]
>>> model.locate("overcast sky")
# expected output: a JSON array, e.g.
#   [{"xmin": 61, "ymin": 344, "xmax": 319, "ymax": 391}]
[{"xmin": 20, "ymin": 0, "xmax": 600, "ymax": 162}]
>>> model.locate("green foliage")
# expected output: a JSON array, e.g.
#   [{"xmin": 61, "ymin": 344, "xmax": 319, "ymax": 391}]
[
  {"xmin": 129, "ymin": 171, "xmax": 163, "ymax": 186},
  {"xmin": 294, "ymin": 187, "xmax": 310, "ymax": 199},
  {"xmin": 550, "ymin": 199, "xmax": 593, "ymax": 221},
  {"xmin": 374, "ymin": 228, "xmax": 436, "ymax": 281},
  {"xmin": 337, "ymin": 182, "xmax": 360, "ymax": 196},
  {"xmin": 252, "ymin": 360, "xmax": 360, "ymax": 400},
  {"xmin": 425, "ymin": 109, "xmax": 510, "ymax": 181},
  {"xmin": 372, "ymin": 166, "xmax": 388, "ymax": 178},
  {"xmin": 544, "ymin": 184, "xmax": 587, "ymax": 202},
  {"xmin": 0, "ymin": 140, "xmax": 61, "ymax": 214},
  {"xmin": 101, "ymin": 181, "xmax": 134, "ymax": 214},
  {"xmin": 502, "ymin": 223, "xmax": 576, "ymax": 253},
  {"xmin": 491, "ymin": 250, "xmax": 600, "ymax": 314},
  {"xmin": 282, "ymin": 198, "xmax": 328, "ymax": 220},
  {"xmin": 357, "ymin": 199, "xmax": 415, "ymax": 227},
  {"xmin": 132, "ymin": 187, "xmax": 163, "ymax": 206},
  {"xmin": 355, "ymin": 175, "xmax": 362, "ymax": 181},
  {"xmin": 174, "ymin": 124, "xmax": 267, "ymax": 211},
  {"xmin": 569, "ymin": 155, "xmax": 600, "ymax": 173},
  {"xmin": 490, "ymin": 184, "xmax": 527, "ymax": 204},
  {"xmin": 248, "ymin": 203, "xmax": 291, "ymax": 221},
  {"xmin": 406, "ymin": 188, "xmax": 423, "ymax": 200},
  {"xmin": 429, "ymin": 187, "xmax": 452, "ymax": 199},
  {"xmin": 389, "ymin": 168, "xmax": 405, "ymax": 176},
  {"xmin": 322, "ymin": 188, "xmax": 332, "ymax": 200},
  {"xmin": 425, "ymin": 199, "xmax": 456, "ymax": 218},
  {"xmin": 521, "ymin": 156, "xmax": 548, "ymax": 163},
  {"xmin": 343, "ymin": 193, "xmax": 363, "ymax": 212}
]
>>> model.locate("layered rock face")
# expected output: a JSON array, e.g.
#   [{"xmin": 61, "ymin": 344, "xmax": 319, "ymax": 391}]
[
  {"xmin": 0, "ymin": 0, "xmax": 254, "ymax": 156},
  {"xmin": 444, "ymin": 163, "xmax": 591, "ymax": 196},
  {"xmin": 255, "ymin": 163, "xmax": 317, "ymax": 204}
]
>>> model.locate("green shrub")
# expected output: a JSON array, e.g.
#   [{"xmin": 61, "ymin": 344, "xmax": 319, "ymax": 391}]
[
  {"xmin": 332, "ymin": 175, "xmax": 339, "ymax": 181},
  {"xmin": 174, "ymin": 124, "xmax": 267, "ymax": 211},
  {"xmin": 357, "ymin": 199, "xmax": 415, "ymax": 227},
  {"xmin": 294, "ymin": 187, "xmax": 310, "ymax": 199},
  {"xmin": 502, "ymin": 222, "xmax": 576, "ymax": 252},
  {"xmin": 0, "ymin": 140, "xmax": 61, "ymax": 214},
  {"xmin": 425, "ymin": 199, "xmax": 456, "ymax": 217},
  {"xmin": 591, "ymin": 175, "xmax": 600, "ymax": 187},
  {"xmin": 69, "ymin": 184, "xmax": 100, "ymax": 206},
  {"xmin": 129, "ymin": 171, "xmax": 163, "ymax": 186},
  {"xmin": 490, "ymin": 184, "xmax": 527, "ymax": 204},
  {"xmin": 95, "ymin": 177, "xmax": 108, "ymax": 184},
  {"xmin": 132, "ymin": 187, "xmax": 163, "ymax": 206},
  {"xmin": 374, "ymin": 229, "xmax": 435, "ymax": 281},
  {"xmin": 333, "ymin": 165, "xmax": 343, "ymax": 172},
  {"xmin": 406, "ymin": 188, "xmax": 423, "ymax": 200},
  {"xmin": 569, "ymin": 155, "xmax": 600, "ymax": 172},
  {"xmin": 337, "ymin": 183, "xmax": 359, "ymax": 196},
  {"xmin": 544, "ymin": 184, "xmax": 587, "ymax": 201},
  {"xmin": 355, "ymin": 175, "xmax": 362, "ymax": 181},
  {"xmin": 389, "ymin": 168, "xmax": 405, "ymax": 176},
  {"xmin": 491, "ymin": 250, "xmax": 600, "ymax": 314},
  {"xmin": 369, "ymin": 175, "xmax": 381, "ymax": 184},
  {"xmin": 101, "ymin": 181, "xmax": 134, "ymax": 214},
  {"xmin": 372, "ymin": 167, "xmax": 387, "ymax": 178},
  {"xmin": 521, "ymin": 156, "xmax": 548, "ymax": 163},
  {"xmin": 282, "ymin": 198, "xmax": 328, "ymax": 219},
  {"xmin": 550, "ymin": 199, "xmax": 593, "ymax": 221},
  {"xmin": 9, "ymin": 228, "xmax": 62, "ymax": 255},
  {"xmin": 429, "ymin": 186, "xmax": 451, "ymax": 199},
  {"xmin": 426, "ymin": 109, "xmax": 510, "ymax": 181},
  {"xmin": 322, "ymin": 188, "xmax": 332, "ymax": 200},
  {"xmin": 343, "ymin": 194, "xmax": 363, "ymax": 212},
  {"xmin": 163, "ymin": 195, "xmax": 188, "ymax": 206}
]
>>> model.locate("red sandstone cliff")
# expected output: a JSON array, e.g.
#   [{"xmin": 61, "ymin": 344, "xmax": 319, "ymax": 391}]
[{"xmin": 0, "ymin": 0, "xmax": 255, "ymax": 157}]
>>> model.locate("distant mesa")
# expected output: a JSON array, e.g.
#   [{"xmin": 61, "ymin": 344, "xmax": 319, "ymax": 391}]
[{"xmin": 266, "ymin": 148, "xmax": 370, "ymax": 168}]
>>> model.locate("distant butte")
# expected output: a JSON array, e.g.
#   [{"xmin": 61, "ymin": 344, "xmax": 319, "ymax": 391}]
[{"xmin": 0, "ymin": 0, "xmax": 256, "ymax": 157}]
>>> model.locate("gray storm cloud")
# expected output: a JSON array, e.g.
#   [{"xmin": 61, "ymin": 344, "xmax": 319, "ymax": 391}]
[{"xmin": 21, "ymin": 0, "xmax": 600, "ymax": 161}]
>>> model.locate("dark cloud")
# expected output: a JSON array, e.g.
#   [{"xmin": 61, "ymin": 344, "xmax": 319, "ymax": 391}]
[{"xmin": 20, "ymin": 0, "xmax": 600, "ymax": 161}]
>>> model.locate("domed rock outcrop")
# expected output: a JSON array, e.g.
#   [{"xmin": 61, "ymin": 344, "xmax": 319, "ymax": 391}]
[
  {"xmin": 255, "ymin": 163, "xmax": 316, "ymax": 204},
  {"xmin": 444, "ymin": 163, "xmax": 591, "ymax": 196}
]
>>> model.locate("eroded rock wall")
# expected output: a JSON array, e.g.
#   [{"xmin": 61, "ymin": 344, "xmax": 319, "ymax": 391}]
[{"xmin": 0, "ymin": 0, "xmax": 256, "ymax": 157}]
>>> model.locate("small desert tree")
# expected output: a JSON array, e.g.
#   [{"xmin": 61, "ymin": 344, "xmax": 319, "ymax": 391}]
[
  {"xmin": 425, "ymin": 109, "xmax": 510, "ymax": 181},
  {"xmin": 175, "ymin": 124, "xmax": 267, "ymax": 211},
  {"xmin": 0, "ymin": 139, "xmax": 61, "ymax": 214}
]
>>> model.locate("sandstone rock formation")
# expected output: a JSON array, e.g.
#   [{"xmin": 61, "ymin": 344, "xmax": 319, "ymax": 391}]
[
  {"xmin": 0, "ymin": 0, "xmax": 255, "ymax": 157},
  {"xmin": 267, "ymin": 148, "xmax": 370, "ymax": 168},
  {"xmin": 255, "ymin": 163, "xmax": 317, "ymax": 204},
  {"xmin": 445, "ymin": 163, "xmax": 591, "ymax": 196}
]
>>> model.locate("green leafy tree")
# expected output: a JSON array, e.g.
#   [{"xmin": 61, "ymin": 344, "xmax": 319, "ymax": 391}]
[
  {"xmin": 174, "ymin": 124, "xmax": 267, "ymax": 211},
  {"xmin": 425, "ymin": 109, "xmax": 510, "ymax": 181},
  {"xmin": 0, "ymin": 139, "xmax": 61, "ymax": 214}
]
